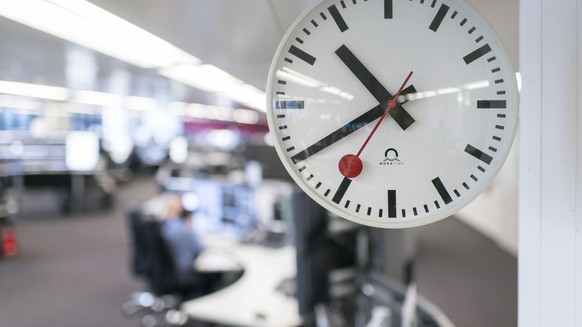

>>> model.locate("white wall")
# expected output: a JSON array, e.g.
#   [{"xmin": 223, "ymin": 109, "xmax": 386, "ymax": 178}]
[{"xmin": 518, "ymin": 0, "xmax": 582, "ymax": 326}]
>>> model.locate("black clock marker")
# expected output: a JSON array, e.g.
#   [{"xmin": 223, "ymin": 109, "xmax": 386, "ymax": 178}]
[
  {"xmin": 413, "ymin": 207, "xmax": 418, "ymax": 216},
  {"xmin": 340, "ymin": 0, "xmax": 346, "ymax": 9},
  {"xmin": 296, "ymin": 37, "xmax": 304, "ymax": 44},
  {"xmin": 303, "ymin": 28, "xmax": 311, "ymax": 35},
  {"xmin": 276, "ymin": 100, "xmax": 305, "ymax": 109},
  {"xmin": 289, "ymin": 45, "xmax": 316, "ymax": 65},
  {"xmin": 320, "ymin": 12, "xmax": 327, "ymax": 20},
  {"xmin": 329, "ymin": 5, "xmax": 349, "ymax": 32},
  {"xmin": 477, "ymin": 100, "xmax": 506, "ymax": 109},
  {"xmin": 284, "ymin": 58, "xmax": 293, "ymax": 64},
  {"xmin": 460, "ymin": 18, "xmax": 467, "ymax": 26},
  {"xmin": 424, "ymin": 205, "xmax": 430, "ymax": 213},
  {"xmin": 451, "ymin": 11, "xmax": 458, "ymax": 19},
  {"xmin": 464, "ymin": 44, "xmax": 492, "ymax": 65},
  {"xmin": 311, "ymin": 20, "xmax": 319, "ymax": 27},
  {"xmin": 463, "ymin": 182, "xmax": 470, "ymax": 190},
  {"xmin": 402, "ymin": 209, "xmax": 407, "ymax": 218},
  {"xmin": 345, "ymin": 200, "xmax": 351, "ymax": 209},
  {"xmin": 316, "ymin": 182, "xmax": 322, "ymax": 189},
  {"xmin": 367, "ymin": 207, "xmax": 372, "ymax": 216},
  {"xmin": 325, "ymin": 189, "xmax": 331, "ymax": 197},
  {"xmin": 465, "ymin": 144, "xmax": 493, "ymax": 165},
  {"xmin": 332, "ymin": 177, "xmax": 352, "ymax": 204},
  {"xmin": 476, "ymin": 36, "xmax": 484, "ymax": 43},
  {"xmin": 335, "ymin": 44, "xmax": 416, "ymax": 130},
  {"xmin": 388, "ymin": 190, "xmax": 397, "ymax": 218},
  {"xmin": 493, "ymin": 136, "xmax": 502, "ymax": 141},
  {"xmin": 432, "ymin": 177, "xmax": 453, "ymax": 205},
  {"xmin": 282, "ymin": 136, "xmax": 291, "ymax": 141},
  {"xmin": 468, "ymin": 26, "xmax": 476, "ymax": 34},
  {"xmin": 384, "ymin": 0, "xmax": 393, "ymax": 19},
  {"xmin": 429, "ymin": 4, "xmax": 450, "ymax": 32},
  {"xmin": 434, "ymin": 200, "xmax": 441, "ymax": 209},
  {"xmin": 478, "ymin": 166, "xmax": 486, "ymax": 172},
  {"xmin": 356, "ymin": 204, "xmax": 361, "ymax": 213}
]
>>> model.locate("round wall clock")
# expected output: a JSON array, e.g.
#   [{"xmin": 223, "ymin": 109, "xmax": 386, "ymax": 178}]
[{"xmin": 266, "ymin": 0, "xmax": 518, "ymax": 228}]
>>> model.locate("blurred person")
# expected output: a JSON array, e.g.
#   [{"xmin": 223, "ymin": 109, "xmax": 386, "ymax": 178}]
[{"xmin": 159, "ymin": 195, "xmax": 205, "ymax": 289}]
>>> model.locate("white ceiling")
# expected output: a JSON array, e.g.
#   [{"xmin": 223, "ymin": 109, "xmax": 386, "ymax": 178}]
[{"xmin": 0, "ymin": 0, "xmax": 519, "ymax": 108}]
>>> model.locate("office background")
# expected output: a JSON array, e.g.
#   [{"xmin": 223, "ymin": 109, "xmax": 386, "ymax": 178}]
[{"xmin": 3, "ymin": 0, "xmax": 577, "ymax": 326}]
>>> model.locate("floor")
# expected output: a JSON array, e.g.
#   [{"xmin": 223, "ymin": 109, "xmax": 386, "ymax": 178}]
[{"xmin": 0, "ymin": 176, "xmax": 516, "ymax": 327}]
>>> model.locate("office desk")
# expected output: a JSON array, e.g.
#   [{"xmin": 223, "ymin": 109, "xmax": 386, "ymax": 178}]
[{"xmin": 182, "ymin": 239, "xmax": 301, "ymax": 327}]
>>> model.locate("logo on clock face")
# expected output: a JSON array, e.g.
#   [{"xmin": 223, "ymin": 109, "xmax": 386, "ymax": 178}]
[{"xmin": 380, "ymin": 148, "xmax": 404, "ymax": 166}]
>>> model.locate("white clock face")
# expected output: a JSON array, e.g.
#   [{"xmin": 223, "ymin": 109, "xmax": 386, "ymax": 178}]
[{"xmin": 266, "ymin": 0, "xmax": 518, "ymax": 228}]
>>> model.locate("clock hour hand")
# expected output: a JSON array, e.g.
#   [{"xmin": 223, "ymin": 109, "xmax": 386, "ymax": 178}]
[
  {"xmin": 291, "ymin": 84, "xmax": 416, "ymax": 164},
  {"xmin": 335, "ymin": 44, "xmax": 415, "ymax": 131}
]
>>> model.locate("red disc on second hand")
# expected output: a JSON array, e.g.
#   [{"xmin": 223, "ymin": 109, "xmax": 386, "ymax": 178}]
[{"xmin": 339, "ymin": 154, "xmax": 363, "ymax": 179}]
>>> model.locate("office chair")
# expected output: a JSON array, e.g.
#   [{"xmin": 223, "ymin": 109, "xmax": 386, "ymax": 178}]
[
  {"xmin": 124, "ymin": 208, "xmax": 206, "ymax": 327},
  {"xmin": 126, "ymin": 205, "xmax": 153, "ymax": 278}
]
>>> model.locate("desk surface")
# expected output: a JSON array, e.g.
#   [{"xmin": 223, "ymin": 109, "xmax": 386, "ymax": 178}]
[{"xmin": 182, "ymin": 237, "xmax": 301, "ymax": 327}]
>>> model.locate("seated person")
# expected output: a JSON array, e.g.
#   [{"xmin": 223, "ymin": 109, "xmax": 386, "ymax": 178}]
[{"xmin": 159, "ymin": 195, "xmax": 205, "ymax": 288}]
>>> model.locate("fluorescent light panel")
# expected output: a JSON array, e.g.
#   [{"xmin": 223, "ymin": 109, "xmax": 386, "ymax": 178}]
[
  {"xmin": 0, "ymin": 80, "xmax": 69, "ymax": 101},
  {"xmin": 0, "ymin": 0, "xmax": 266, "ymax": 111}
]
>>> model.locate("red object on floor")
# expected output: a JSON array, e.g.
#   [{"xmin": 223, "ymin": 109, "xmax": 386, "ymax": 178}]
[{"xmin": 2, "ymin": 228, "xmax": 17, "ymax": 257}]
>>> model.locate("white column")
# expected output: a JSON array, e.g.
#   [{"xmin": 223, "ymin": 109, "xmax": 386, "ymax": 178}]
[{"xmin": 519, "ymin": 0, "xmax": 582, "ymax": 326}]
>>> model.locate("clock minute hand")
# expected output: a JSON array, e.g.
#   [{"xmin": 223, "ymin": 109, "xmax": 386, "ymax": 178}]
[
  {"xmin": 335, "ymin": 44, "xmax": 415, "ymax": 131},
  {"xmin": 290, "ymin": 84, "xmax": 416, "ymax": 164}
]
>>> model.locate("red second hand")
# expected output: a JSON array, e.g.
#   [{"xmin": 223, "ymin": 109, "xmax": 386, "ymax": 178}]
[{"xmin": 339, "ymin": 71, "xmax": 414, "ymax": 179}]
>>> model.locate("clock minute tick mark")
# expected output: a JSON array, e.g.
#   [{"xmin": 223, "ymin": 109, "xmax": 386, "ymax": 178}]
[
  {"xmin": 329, "ymin": 4, "xmax": 349, "ymax": 32},
  {"xmin": 429, "ymin": 4, "xmax": 450, "ymax": 32}
]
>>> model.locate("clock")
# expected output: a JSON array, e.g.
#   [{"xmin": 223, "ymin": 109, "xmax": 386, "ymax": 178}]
[{"xmin": 266, "ymin": 0, "xmax": 518, "ymax": 228}]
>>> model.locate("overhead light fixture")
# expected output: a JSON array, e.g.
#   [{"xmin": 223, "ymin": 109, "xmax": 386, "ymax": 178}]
[
  {"xmin": 0, "ymin": 80, "xmax": 69, "ymax": 101},
  {"xmin": 74, "ymin": 90, "xmax": 122, "ymax": 107},
  {"xmin": 0, "ymin": 0, "xmax": 200, "ymax": 69},
  {"xmin": 160, "ymin": 64, "xmax": 266, "ymax": 111},
  {"xmin": 0, "ymin": 0, "xmax": 267, "ymax": 111}
]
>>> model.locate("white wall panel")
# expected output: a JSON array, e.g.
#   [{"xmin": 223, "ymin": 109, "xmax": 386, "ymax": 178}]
[{"xmin": 519, "ymin": 0, "xmax": 582, "ymax": 326}]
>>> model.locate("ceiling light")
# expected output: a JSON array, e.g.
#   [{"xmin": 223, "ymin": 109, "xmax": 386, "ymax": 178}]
[
  {"xmin": 160, "ymin": 64, "xmax": 266, "ymax": 111},
  {"xmin": 0, "ymin": 0, "xmax": 200, "ymax": 69},
  {"xmin": 0, "ymin": 0, "xmax": 267, "ymax": 111},
  {"xmin": 0, "ymin": 80, "xmax": 69, "ymax": 101}
]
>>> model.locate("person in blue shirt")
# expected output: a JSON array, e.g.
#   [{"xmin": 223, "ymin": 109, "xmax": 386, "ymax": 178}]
[{"xmin": 160, "ymin": 195, "xmax": 205, "ymax": 287}]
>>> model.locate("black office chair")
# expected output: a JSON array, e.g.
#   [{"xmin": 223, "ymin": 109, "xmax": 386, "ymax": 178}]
[
  {"xmin": 126, "ymin": 205, "xmax": 153, "ymax": 279},
  {"xmin": 124, "ymin": 208, "xmax": 205, "ymax": 327}
]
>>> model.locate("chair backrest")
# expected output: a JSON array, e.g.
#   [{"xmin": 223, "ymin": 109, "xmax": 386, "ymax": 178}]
[
  {"xmin": 125, "ymin": 206, "xmax": 152, "ymax": 278},
  {"xmin": 139, "ymin": 220, "xmax": 181, "ymax": 295}
]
